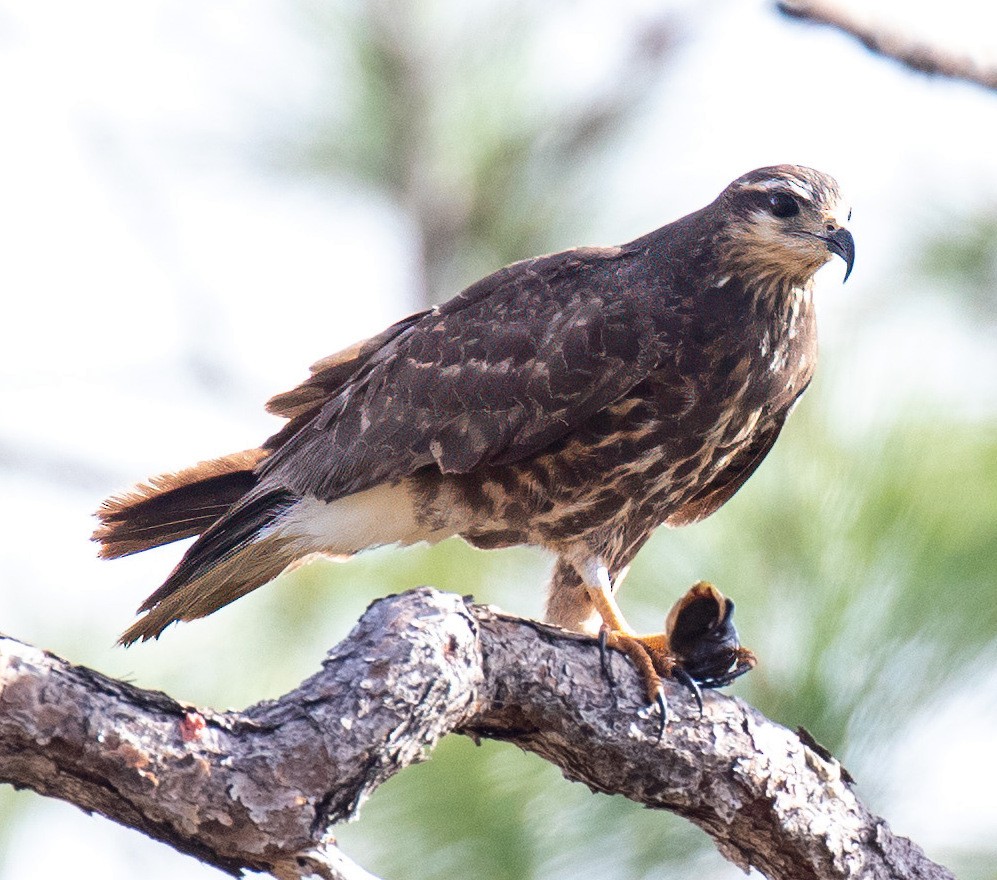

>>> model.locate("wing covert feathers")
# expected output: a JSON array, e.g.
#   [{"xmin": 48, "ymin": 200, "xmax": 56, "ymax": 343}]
[
  {"xmin": 265, "ymin": 310, "xmax": 429, "ymax": 422},
  {"xmin": 257, "ymin": 246, "xmax": 658, "ymax": 503}
]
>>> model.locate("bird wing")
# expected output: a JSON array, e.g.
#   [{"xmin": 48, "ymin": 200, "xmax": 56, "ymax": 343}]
[
  {"xmin": 257, "ymin": 245, "xmax": 668, "ymax": 501},
  {"xmin": 264, "ymin": 310, "xmax": 431, "ymax": 423},
  {"xmin": 664, "ymin": 415, "xmax": 789, "ymax": 527}
]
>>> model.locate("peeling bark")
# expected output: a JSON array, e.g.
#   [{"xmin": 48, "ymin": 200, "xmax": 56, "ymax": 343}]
[{"xmin": 0, "ymin": 588, "xmax": 953, "ymax": 880}]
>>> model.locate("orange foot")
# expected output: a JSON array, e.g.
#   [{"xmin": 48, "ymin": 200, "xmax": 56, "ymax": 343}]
[{"xmin": 597, "ymin": 582, "xmax": 756, "ymax": 740}]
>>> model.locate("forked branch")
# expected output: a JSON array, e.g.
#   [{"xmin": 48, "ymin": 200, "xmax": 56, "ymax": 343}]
[{"xmin": 0, "ymin": 588, "xmax": 953, "ymax": 880}]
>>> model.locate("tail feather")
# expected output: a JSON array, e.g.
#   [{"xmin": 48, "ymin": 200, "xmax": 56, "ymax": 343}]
[
  {"xmin": 119, "ymin": 534, "xmax": 299, "ymax": 645},
  {"xmin": 93, "ymin": 449, "xmax": 266, "ymax": 558},
  {"xmin": 120, "ymin": 489, "xmax": 300, "ymax": 644}
]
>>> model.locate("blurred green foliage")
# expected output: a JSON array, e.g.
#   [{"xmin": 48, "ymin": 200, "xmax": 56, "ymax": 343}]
[{"xmin": 920, "ymin": 215, "xmax": 997, "ymax": 321}]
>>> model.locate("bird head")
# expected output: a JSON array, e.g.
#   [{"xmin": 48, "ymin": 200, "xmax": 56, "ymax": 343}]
[{"xmin": 719, "ymin": 165, "xmax": 854, "ymax": 286}]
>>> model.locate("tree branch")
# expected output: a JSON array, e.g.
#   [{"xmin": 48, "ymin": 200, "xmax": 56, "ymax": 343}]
[
  {"xmin": 0, "ymin": 588, "xmax": 953, "ymax": 879},
  {"xmin": 777, "ymin": 0, "xmax": 997, "ymax": 92}
]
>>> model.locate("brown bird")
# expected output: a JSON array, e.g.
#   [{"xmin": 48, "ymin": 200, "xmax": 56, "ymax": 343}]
[{"xmin": 95, "ymin": 164, "xmax": 853, "ymax": 716}]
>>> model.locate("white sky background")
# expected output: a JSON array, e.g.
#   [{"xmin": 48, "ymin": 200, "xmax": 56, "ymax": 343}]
[{"xmin": 0, "ymin": 1, "xmax": 995, "ymax": 878}]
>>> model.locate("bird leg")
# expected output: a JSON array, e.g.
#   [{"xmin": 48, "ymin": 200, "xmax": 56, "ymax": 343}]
[
  {"xmin": 582, "ymin": 564, "xmax": 756, "ymax": 739},
  {"xmin": 598, "ymin": 625, "xmax": 673, "ymax": 739},
  {"xmin": 582, "ymin": 562, "xmax": 674, "ymax": 737}
]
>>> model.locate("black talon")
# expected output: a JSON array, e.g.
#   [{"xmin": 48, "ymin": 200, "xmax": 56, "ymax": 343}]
[
  {"xmin": 653, "ymin": 688, "xmax": 667, "ymax": 742},
  {"xmin": 598, "ymin": 627, "xmax": 616, "ymax": 686},
  {"xmin": 671, "ymin": 666, "xmax": 704, "ymax": 715}
]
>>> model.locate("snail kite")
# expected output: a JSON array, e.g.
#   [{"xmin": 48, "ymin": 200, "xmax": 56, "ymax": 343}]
[{"xmin": 95, "ymin": 165, "xmax": 854, "ymax": 714}]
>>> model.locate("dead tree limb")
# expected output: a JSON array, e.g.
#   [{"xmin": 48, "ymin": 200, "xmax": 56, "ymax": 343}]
[
  {"xmin": 777, "ymin": 0, "xmax": 997, "ymax": 92},
  {"xmin": 0, "ymin": 587, "xmax": 953, "ymax": 880}
]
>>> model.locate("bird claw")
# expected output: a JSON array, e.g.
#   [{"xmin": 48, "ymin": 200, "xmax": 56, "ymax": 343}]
[
  {"xmin": 670, "ymin": 665, "xmax": 704, "ymax": 715},
  {"xmin": 596, "ymin": 582, "xmax": 756, "ymax": 738},
  {"xmin": 596, "ymin": 629, "xmax": 676, "ymax": 739},
  {"xmin": 655, "ymin": 688, "xmax": 668, "ymax": 741},
  {"xmin": 597, "ymin": 625, "xmax": 616, "ymax": 687},
  {"xmin": 635, "ymin": 686, "xmax": 669, "ymax": 742}
]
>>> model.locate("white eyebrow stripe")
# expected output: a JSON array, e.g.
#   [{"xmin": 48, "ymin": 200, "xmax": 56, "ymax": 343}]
[{"xmin": 747, "ymin": 177, "xmax": 817, "ymax": 201}]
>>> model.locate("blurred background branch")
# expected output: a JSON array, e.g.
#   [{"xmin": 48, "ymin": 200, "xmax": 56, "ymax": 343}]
[{"xmin": 777, "ymin": 0, "xmax": 997, "ymax": 90}]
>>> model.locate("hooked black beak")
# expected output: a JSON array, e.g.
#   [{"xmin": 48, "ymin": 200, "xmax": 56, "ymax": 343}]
[{"xmin": 825, "ymin": 227, "xmax": 855, "ymax": 282}]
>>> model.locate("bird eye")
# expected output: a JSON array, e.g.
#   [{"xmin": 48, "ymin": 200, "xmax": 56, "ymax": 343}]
[{"xmin": 768, "ymin": 192, "xmax": 799, "ymax": 218}]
